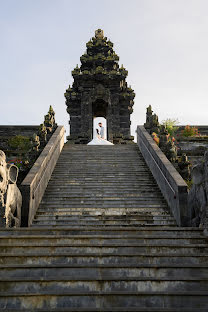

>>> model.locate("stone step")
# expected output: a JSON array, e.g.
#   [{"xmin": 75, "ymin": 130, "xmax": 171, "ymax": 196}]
[
  {"xmin": 1, "ymin": 244, "xmax": 207, "ymax": 255},
  {"xmin": 38, "ymin": 203, "xmax": 168, "ymax": 208},
  {"xmin": 1, "ymin": 253, "xmax": 207, "ymax": 266},
  {"xmin": 1, "ymin": 264, "xmax": 207, "ymax": 278},
  {"xmin": 1, "ymin": 278, "xmax": 208, "ymax": 293},
  {"xmin": 32, "ymin": 220, "xmax": 176, "ymax": 226},
  {"xmin": 39, "ymin": 202, "xmax": 167, "ymax": 208},
  {"xmin": 36, "ymin": 208, "xmax": 169, "ymax": 216},
  {"xmin": 43, "ymin": 186, "xmax": 161, "ymax": 191},
  {"xmin": 0, "ymin": 227, "xmax": 201, "ymax": 236},
  {"xmin": 0, "ymin": 291, "xmax": 207, "ymax": 309},
  {"xmin": 48, "ymin": 181, "xmax": 158, "ymax": 185},
  {"xmin": 34, "ymin": 214, "xmax": 174, "ymax": 220},
  {"xmin": 0, "ymin": 308, "xmax": 205, "ymax": 312},
  {"xmin": 0, "ymin": 235, "xmax": 204, "ymax": 245},
  {"xmin": 42, "ymin": 192, "xmax": 164, "ymax": 197}
]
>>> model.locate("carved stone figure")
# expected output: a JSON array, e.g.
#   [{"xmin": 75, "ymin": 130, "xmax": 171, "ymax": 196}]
[
  {"xmin": 188, "ymin": 151, "xmax": 208, "ymax": 227},
  {"xmin": 38, "ymin": 124, "xmax": 47, "ymax": 142},
  {"xmin": 44, "ymin": 106, "xmax": 57, "ymax": 134},
  {"xmin": 44, "ymin": 113, "xmax": 53, "ymax": 133},
  {"xmin": 178, "ymin": 153, "xmax": 191, "ymax": 181},
  {"xmin": 31, "ymin": 133, "xmax": 40, "ymax": 152},
  {"xmin": 0, "ymin": 150, "xmax": 22, "ymax": 228},
  {"xmin": 144, "ymin": 105, "xmax": 160, "ymax": 134},
  {"xmin": 159, "ymin": 126, "xmax": 169, "ymax": 153},
  {"xmin": 166, "ymin": 140, "xmax": 178, "ymax": 163}
]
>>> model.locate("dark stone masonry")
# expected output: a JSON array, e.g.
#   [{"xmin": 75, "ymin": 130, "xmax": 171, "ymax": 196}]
[{"xmin": 65, "ymin": 29, "xmax": 135, "ymax": 144}]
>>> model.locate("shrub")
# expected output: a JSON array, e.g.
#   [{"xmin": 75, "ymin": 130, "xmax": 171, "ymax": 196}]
[
  {"xmin": 182, "ymin": 125, "xmax": 199, "ymax": 137},
  {"xmin": 161, "ymin": 118, "xmax": 179, "ymax": 136},
  {"xmin": 8, "ymin": 135, "xmax": 31, "ymax": 153}
]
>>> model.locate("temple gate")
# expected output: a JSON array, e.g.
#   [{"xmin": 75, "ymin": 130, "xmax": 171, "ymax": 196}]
[{"xmin": 65, "ymin": 29, "xmax": 135, "ymax": 144}]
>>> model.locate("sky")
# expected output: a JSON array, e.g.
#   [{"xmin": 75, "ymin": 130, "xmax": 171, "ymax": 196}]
[{"xmin": 0, "ymin": 0, "xmax": 208, "ymax": 139}]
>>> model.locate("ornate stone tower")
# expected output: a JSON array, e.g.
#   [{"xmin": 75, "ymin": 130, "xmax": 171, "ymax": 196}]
[{"xmin": 65, "ymin": 29, "xmax": 135, "ymax": 144}]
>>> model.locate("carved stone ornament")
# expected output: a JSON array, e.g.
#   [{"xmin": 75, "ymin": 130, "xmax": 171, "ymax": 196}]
[
  {"xmin": 144, "ymin": 105, "xmax": 160, "ymax": 134},
  {"xmin": 188, "ymin": 150, "xmax": 208, "ymax": 228},
  {"xmin": 65, "ymin": 29, "xmax": 135, "ymax": 144},
  {"xmin": 0, "ymin": 150, "xmax": 22, "ymax": 228}
]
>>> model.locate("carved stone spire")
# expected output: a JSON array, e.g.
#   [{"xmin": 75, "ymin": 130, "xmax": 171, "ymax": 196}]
[{"xmin": 65, "ymin": 30, "xmax": 135, "ymax": 144}]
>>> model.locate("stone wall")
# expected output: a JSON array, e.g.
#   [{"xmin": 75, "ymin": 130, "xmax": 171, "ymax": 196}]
[
  {"xmin": 137, "ymin": 126, "xmax": 189, "ymax": 226},
  {"xmin": 20, "ymin": 126, "xmax": 65, "ymax": 226},
  {"xmin": 0, "ymin": 125, "xmax": 39, "ymax": 152}
]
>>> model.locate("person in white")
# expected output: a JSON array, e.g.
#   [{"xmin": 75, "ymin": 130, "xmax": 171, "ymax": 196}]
[
  {"xmin": 88, "ymin": 122, "xmax": 114, "ymax": 145},
  {"xmin": 99, "ymin": 122, "xmax": 105, "ymax": 139}
]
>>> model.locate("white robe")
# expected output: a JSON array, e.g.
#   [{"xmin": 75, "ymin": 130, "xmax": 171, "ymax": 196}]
[{"xmin": 87, "ymin": 128, "xmax": 114, "ymax": 145}]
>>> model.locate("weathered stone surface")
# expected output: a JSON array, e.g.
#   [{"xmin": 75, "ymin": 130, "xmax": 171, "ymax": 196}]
[
  {"xmin": 65, "ymin": 29, "xmax": 135, "ymax": 144},
  {"xmin": 144, "ymin": 105, "xmax": 160, "ymax": 134},
  {"xmin": 33, "ymin": 144, "xmax": 174, "ymax": 227},
  {"xmin": 137, "ymin": 126, "xmax": 189, "ymax": 226},
  {"xmin": 20, "ymin": 126, "xmax": 65, "ymax": 226},
  {"xmin": 0, "ymin": 142, "xmax": 207, "ymax": 309},
  {"xmin": 188, "ymin": 151, "xmax": 208, "ymax": 228},
  {"xmin": 0, "ymin": 150, "xmax": 22, "ymax": 228},
  {"xmin": 0, "ymin": 226, "xmax": 207, "ymax": 310}
]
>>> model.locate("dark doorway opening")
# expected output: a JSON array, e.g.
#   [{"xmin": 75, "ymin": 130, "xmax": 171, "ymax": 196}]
[{"xmin": 92, "ymin": 100, "xmax": 108, "ymax": 140}]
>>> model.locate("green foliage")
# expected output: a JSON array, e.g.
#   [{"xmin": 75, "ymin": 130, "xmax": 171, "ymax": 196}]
[
  {"xmin": 161, "ymin": 118, "xmax": 179, "ymax": 136},
  {"xmin": 186, "ymin": 179, "xmax": 193, "ymax": 189},
  {"xmin": 8, "ymin": 135, "xmax": 31, "ymax": 152},
  {"xmin": 182, "ymin": 125, "xmax": 199, "ymax": 137}
]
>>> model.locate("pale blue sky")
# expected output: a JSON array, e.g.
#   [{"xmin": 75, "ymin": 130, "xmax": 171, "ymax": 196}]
[{"xmin": 0, "ymin": 0, "xmax": 208, "ymax": 137}]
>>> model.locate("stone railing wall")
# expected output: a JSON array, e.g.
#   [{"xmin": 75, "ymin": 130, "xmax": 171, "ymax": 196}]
[
  {"xmin": 137, "ymin": 126, "xmax": 189, "ymax": 226},
  {"xmin": 20, "ymin": 126, "xmax": 65, "ymax": 226}
]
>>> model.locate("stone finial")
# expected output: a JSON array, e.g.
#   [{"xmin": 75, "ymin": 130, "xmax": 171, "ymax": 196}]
[
  {"xmin": 95, "ymin": 29, "xmax": 104, "ymax": 39},
  {"xmin": 144, "ymin": 105, "xmax": 160, "ymax": 134},
  {"xmin": 147, "ymin": 105, "xmax": 153, "ymax": 114},
  {"xmin": 48, "ymin": 105, "xmax": 55, "ymax": 115},
  {"xmin": 0, "ymin": 150, "xmax": 22, "ymax": 228},
  {"xmin": 31, "ymin": 133, "xmax": 40, "ymax": 152}
]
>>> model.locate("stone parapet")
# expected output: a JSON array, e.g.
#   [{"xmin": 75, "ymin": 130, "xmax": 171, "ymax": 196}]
[
  {"xmin": 20, "ymin": 126, "xmax": 65, "ymax": 226},
  {"xmin": 137, "ymin": 126, "xmax": 188, "ymax": 226}
]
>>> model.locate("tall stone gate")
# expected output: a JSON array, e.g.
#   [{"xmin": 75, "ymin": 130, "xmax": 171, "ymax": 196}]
[{"xmin": 65, "ymin": 29, "xmax": 135, "ymax": 144}]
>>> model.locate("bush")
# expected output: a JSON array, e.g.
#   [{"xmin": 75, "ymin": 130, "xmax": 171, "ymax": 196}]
[
  {"xmin": 8, "ymin": 135, "xmax": 31, "ymax": 153},
  {"xmin": 161, "ymin": 118, "xmax": 179, "ymax": 136},
  {"xmin": 182, "ymin": 125, "xmax": 199, "ymax": 137}
]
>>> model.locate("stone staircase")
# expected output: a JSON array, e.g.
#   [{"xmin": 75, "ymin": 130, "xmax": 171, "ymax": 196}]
[
  {"xmin": 33, "ymin": 144, "xmax": 175, "ymax": 227},
  {"xmin": 0, "ymin": 144, "xmax": 207, "ymax": 311}
]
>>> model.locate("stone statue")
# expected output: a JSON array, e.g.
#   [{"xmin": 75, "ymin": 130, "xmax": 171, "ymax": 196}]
[
  {"xmin": 44, "ymin": 113, "xmax": 53, "ymax": 133},
  {"xmin": 0, "ymin": 150, "xmax": 22, "ymax": 228},
  {"xmin": 188, "ymin": 151, "xmax": 208, "ymax": 228},
  {"xmin": 38, "ymin": 124, "xmax": 47, "ymax": 142},
  {"xmin": 31, "ymin": 133, "xmax": 40, "ymax": 152},
  {"xmin": 144, "ymin": 105, "xmax": 160, "ymax": 134},
  {"xmin": 166, "ymin": 140, "xmax": 178, "ymax": 163},
  {"xmin": 44, "ymin": 106, "xmax": 56, "ymax": 133},
  {"xmin": 159, "ymin": 125, "xmax": 169, "ymax": 153},
  {"xmin": 95, "ymin": 29, "xmax": 104, "ymax": 39},
  {"xmin": 158, "ymin": 125, "xmax": 178, "ymax": 162},
  {"xmin": 178, "ymin": 153, "xmax": 191, "ymax": 181}
]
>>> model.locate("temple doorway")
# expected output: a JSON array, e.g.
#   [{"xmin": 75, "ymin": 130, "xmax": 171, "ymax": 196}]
[
  {"xmin": 93, "ymin": 117, "xmax": 107, "ymax": 139},
  {"xmin": 92, "ymin": 99, "xmax": 108, "ymax": 140}
]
